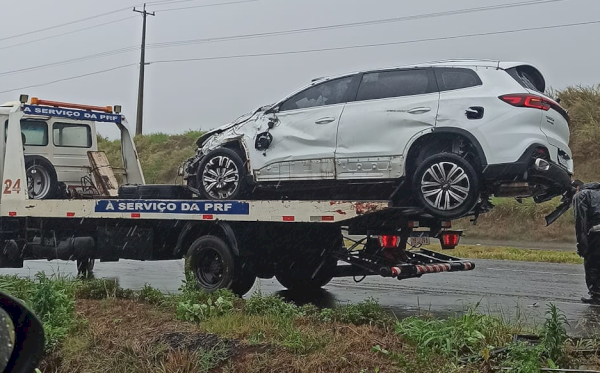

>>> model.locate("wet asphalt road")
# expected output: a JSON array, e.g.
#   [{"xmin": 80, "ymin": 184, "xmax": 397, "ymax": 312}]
[{"xmin": 3, "ymin": 258, "xmax": 600, "ymax": 336}]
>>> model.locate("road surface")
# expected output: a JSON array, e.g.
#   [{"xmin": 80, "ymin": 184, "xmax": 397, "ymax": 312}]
[{"xmin": 2, "ymin": 258, "xmax": 599, "ymax": 336}]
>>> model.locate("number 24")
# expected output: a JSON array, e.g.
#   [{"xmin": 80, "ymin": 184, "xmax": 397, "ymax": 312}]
[{"xmin": 3, "ymin": 179, "xmax": 22, "ymax": 194}]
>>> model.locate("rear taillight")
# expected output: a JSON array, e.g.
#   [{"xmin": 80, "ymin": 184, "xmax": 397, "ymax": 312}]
[
  {"xmin": 499, "ymin": 94, "xmax": 551, "ymax": 111},
  {"xmin": 439, "ymin": 231, "xmax": 461, "ymax": 250},
  {"xmin": 378, "ymin": 235, "xmax": 400, "ymax": 249},
  {"xmin": 499, "ymin": 93, "xmax": 570, "ymax": 123}
]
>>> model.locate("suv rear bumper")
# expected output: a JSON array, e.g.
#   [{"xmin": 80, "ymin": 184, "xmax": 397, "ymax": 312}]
[{"xmin": 482, "ymin": 144, "xmax": 572, "ymax": 201}]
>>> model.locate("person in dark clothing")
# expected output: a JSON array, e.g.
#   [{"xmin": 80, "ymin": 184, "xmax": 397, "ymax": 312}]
[{"xmin": 572, "ymin": 180, "xmax": 600, "ymax": 304}]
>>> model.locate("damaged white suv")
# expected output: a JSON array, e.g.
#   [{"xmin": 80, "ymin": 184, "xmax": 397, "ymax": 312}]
[{"xmin": 183, "ymin": 60, "xmax": 573, "ymax": 219}]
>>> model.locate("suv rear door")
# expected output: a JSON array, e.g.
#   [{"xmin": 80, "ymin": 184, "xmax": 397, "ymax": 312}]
[{"xmin": 335, "ymin": 68, "xmax": 439, "ymax": 180}]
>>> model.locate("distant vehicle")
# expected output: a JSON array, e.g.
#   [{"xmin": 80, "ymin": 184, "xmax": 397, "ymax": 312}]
[
  {"xmin": 0, "ymin": 99, "xmax": 99, "ymax": 199},
  {"xmin": 185, "ymin": 59, "xmax": 573, "ymax": 219}
]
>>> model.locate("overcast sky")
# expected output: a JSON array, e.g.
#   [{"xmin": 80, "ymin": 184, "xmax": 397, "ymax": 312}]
[{"xmin": 0, "ymin": 0, "xmax": 598, "ymax": 138}]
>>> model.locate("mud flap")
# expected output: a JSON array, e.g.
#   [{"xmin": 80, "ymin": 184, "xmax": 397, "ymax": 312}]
[{"xmin": 545, "ymin": 189, "xmax": 575, "ymax": 226}]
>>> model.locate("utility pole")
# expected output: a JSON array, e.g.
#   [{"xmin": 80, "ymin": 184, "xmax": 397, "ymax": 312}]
[{"xmin": 133, "ymin": 3, "xmax": 155, "ymax": 136}]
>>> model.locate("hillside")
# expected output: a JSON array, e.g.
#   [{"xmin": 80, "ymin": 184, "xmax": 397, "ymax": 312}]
[{"xmin": 98, "ymin": 85, "xmax": 600, "ymax": 243}]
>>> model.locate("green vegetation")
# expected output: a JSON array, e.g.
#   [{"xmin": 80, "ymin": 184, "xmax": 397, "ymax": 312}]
[
  {"xmin": 1, "ymin": 273, "xmax": 599, "ymax": 372},
  {"xmin": 429, "ymin": 245, "xmax": 583, "ymax": 264}
]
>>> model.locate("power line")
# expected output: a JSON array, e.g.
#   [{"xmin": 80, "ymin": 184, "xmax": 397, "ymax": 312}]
[
  {"xmin": 0, "ymin": 0, "xmax": 570, "ymax": 77},
  {"xmin": 0, "ymin": 16, "xmax": 137, "ymax": 51},
  {"xmin": 154, "ymin": 0, "xmax": 259, "ymax": 12},
  {"xmin": 0, "ymin": 64, "xmax": 137, "ymax": 94},
  {"xmin": 146, "ymin": 0, "xmax": 568, "ymax": 48},
  {"xmin": 1, "ymin": 18, "xmax": 598, "ymax": 94},
  {"xmin": 0, "ymin": 7, "xmax": 134, "ymax": 43},
  {"xmin": 150, "ymin": 19, "xmax": 600, "ymax": 64},
  {"xmin": 0, "ymin": 46, "xmax": 140, "ymax": 77}
]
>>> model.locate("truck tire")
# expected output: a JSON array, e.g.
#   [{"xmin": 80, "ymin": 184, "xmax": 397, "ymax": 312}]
[
  {"xmin": 412, "ymin": 152, "xmax": 479, "ymax": 219},
  {"xmin": 276, "ymin": 258, "xmax": 336, "ymax": 292},
  {"xmin": 187, "ymin": 235, "xmax": 235, "ymax": 293},
  {"xmin": 196, "ymin": 148, "xmax": 247, "ymax": 200},
  {"xmin": 25, "ymin": 156, "xmax": 57, "ymax": 200}
]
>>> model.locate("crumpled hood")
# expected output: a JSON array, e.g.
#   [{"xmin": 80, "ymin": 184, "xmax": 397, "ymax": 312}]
[{"xmin": 195, "ymin": 106, "xmax": 270, "ymax": 147}]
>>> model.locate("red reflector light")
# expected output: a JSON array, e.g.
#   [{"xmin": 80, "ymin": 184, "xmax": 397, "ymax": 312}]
[
  {"xmin": 66, "ymin": 212, "xmax": 75, "ymax": 217},
  {"xmin": 8, "ymin": 212, "xmax": 16, "ymax": 217},
  {"xmin": 440, "ymin": 231, "xmax": 461, "ymax": 249},
  {"xmin": 131, "ymin": 213, "xmax": 140, "ymax": 218},
  {"xmin": 282, "ymin": 216, "xmax": 295, "ymax": 222},
  {"xmin": 378, "ymin": 235, "xmax": 400, "ymax": 249},
  {"xmin": 499, "ymin": 94, "xmax": 551, "ymax": 111},
  {"xmin": 202, "ymin": 214, "xmax": 214, "ymax": 220}
]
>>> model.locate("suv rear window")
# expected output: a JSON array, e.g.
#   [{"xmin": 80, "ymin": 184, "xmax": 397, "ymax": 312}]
[
  {"xmin": 506, "ymin": 65, "xmax": 546, "ymax": 93},
  {"xmin": 434, "ymin": 68, "xmax": 482, "ymax": 91},
  {"xmin": 355, "ymin": 69, "xmax": 433, "ymax": 101}
]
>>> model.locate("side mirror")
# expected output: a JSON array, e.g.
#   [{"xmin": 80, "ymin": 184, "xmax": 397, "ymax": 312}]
[{"xmin": 0, "ymin": 291, "xmax": 45, "ymax": 373}]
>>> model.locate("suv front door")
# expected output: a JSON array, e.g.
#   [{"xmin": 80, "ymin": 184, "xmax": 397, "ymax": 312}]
[
  {"xmin": 335, "ymin": 68, "xmax": 439, "ymax": 180},
  {"xmin": 252, "ymin": 75, "xmax": 355, "ymax": 182}
]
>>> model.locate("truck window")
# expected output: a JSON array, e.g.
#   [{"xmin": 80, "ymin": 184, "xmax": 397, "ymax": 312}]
[
  {"xmin": 53, "ymin": 122, "xmax": 92, "ymax": 148},
  {"xmin": 4, "ymin": 120, "xmax": 48, "ymax": 146}
]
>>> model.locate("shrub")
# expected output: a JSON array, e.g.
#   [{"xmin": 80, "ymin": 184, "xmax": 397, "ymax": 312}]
[
  {"xmin": 75, "ymin": 278, "xmax": 135, "ymax": 300},
  {"xmin": 138, "ymin": 283, "xmax": 166, "ymax": 305}
]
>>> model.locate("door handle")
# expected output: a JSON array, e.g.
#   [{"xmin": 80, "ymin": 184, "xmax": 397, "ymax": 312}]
[
  {"xmin": 407, "ymin": 107, "xmax": 431, "ymax": 114},
  {"xmin": 315, "ymin": 117, "xmax": 335, "ymax": 124}
]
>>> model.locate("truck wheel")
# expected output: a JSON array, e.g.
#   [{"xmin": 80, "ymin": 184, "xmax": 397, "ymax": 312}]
[
  {"xmin": 25, "ymin": 157, "xmax": 57, "ymax": 200},
  {"xmin": 276, "ymin": 258, "xmax": 336, "ymax": 292},
  {"xmin": 412, "ymin": 152, "xmax": 479, "ymax": 219},
  {"xmin": 187, "ymin": 235, "xmax": 236, "ymax": 293},
  {"xmin": 196, "ymin": 148, "xmax": 247, "ymax": 200}
]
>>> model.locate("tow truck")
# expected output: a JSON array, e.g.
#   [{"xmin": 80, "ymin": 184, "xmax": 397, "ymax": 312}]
[{"xmin": 0, "ymin": 95, "xmax": 475, "ymax": 295}]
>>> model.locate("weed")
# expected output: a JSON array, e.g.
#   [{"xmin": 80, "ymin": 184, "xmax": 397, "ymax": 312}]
[
  {"xmin": 541, "ymin": 303, "xmax": 569, "ymax": 364},
  {"xmin": 196, "ymin": 342, "xmax": 231, "ymax": 373},
  {"xmin": 177, "ymin": 295, "xmax": 235, "ymax": 323},
  {"xmin": 29, "ymin": 273, "xmax": 77, "ymax": 352},
  {"xmin": 0, "ymin": 275, "xmax": 36, "ymax": 301},
  {"xmin": 244, "ymin": 293, "xmax": 303, "ymax": 319},
  {"xmin": 328, "ymin": 298, "xmax": 390, "ymax": 327},
  {"xmin": 138, "ymin": 283, "xmax": 166, "ymax": 305},
  {"xmin": 395, "ymin": 308, "xmax": 517, "ymax": 358},
  {"xmin": 75, "ymin": 278, "xmax": 135, "ymax": 300}
]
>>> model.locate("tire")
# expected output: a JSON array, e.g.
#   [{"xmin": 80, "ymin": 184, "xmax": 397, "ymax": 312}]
[
  {"xmin": 187, "ymin": 235, "xmax": 236, "ymax": 293},
  {"xmin": 276, "ymin": 257, "xmax": 336, "ymax": 292},
  {"xmin": 412, "ymin": 152, "xmax": 479, "ymax": 219},
  {"xmin": 24, "ymin": 156, "xmax": 58, "ymax": 200},
  {"xmin": 196, "ymin": 148, "xmax": 247, "ymax": 200}
]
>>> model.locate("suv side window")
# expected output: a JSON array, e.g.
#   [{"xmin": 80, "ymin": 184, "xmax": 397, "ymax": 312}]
[
  {"xmin": 279, "ymin": 76, "xmax": 354, "ymax": 112},
  {"xmin": 355, "ymin": 69, "xmax": 433, "ymax": 102},
  {"xmin": 434, "ymin": 68, "xmax": 482, "ymax": 91},
  {"xmin": 4, "ymin": 119, "xmax": 48, "ymax": 146}
]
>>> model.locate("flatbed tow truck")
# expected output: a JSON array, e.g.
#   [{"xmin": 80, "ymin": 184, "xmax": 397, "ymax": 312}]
[{"xmin": 0, "ymin": 96, "xmax": 475, "ymax": 295}]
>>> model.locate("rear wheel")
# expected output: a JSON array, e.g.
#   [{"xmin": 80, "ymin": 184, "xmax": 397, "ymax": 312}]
[
  {"xmin": 186, "ymin": 235, "xmax": 255, "ymax": 296},
  {"xmin": 412, "ymin": 152, "xmax": 479, "ymax": 219}
]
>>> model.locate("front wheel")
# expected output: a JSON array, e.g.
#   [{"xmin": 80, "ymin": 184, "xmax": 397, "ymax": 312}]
[
  {"xmin": 412, "ymin": 152, "xmax": 479, "ymax": 219},
  {"xmin": 196, "ymin": 148, "xmax": 247, "ymax": 200}
]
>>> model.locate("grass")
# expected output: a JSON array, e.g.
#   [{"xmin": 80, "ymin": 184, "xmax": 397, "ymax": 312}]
[
  {"xmin": 429, "ymin": 245, "xmax": 583, "ymax": 264},
  {"xmin": 1, "ymin": 274, "xmax": 599, "ymax": 372}
]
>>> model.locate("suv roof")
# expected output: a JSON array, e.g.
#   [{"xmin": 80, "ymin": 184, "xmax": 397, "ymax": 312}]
[{"xmin": 312, "ymin": 59, "xmax": 540, "ymax": 83}]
